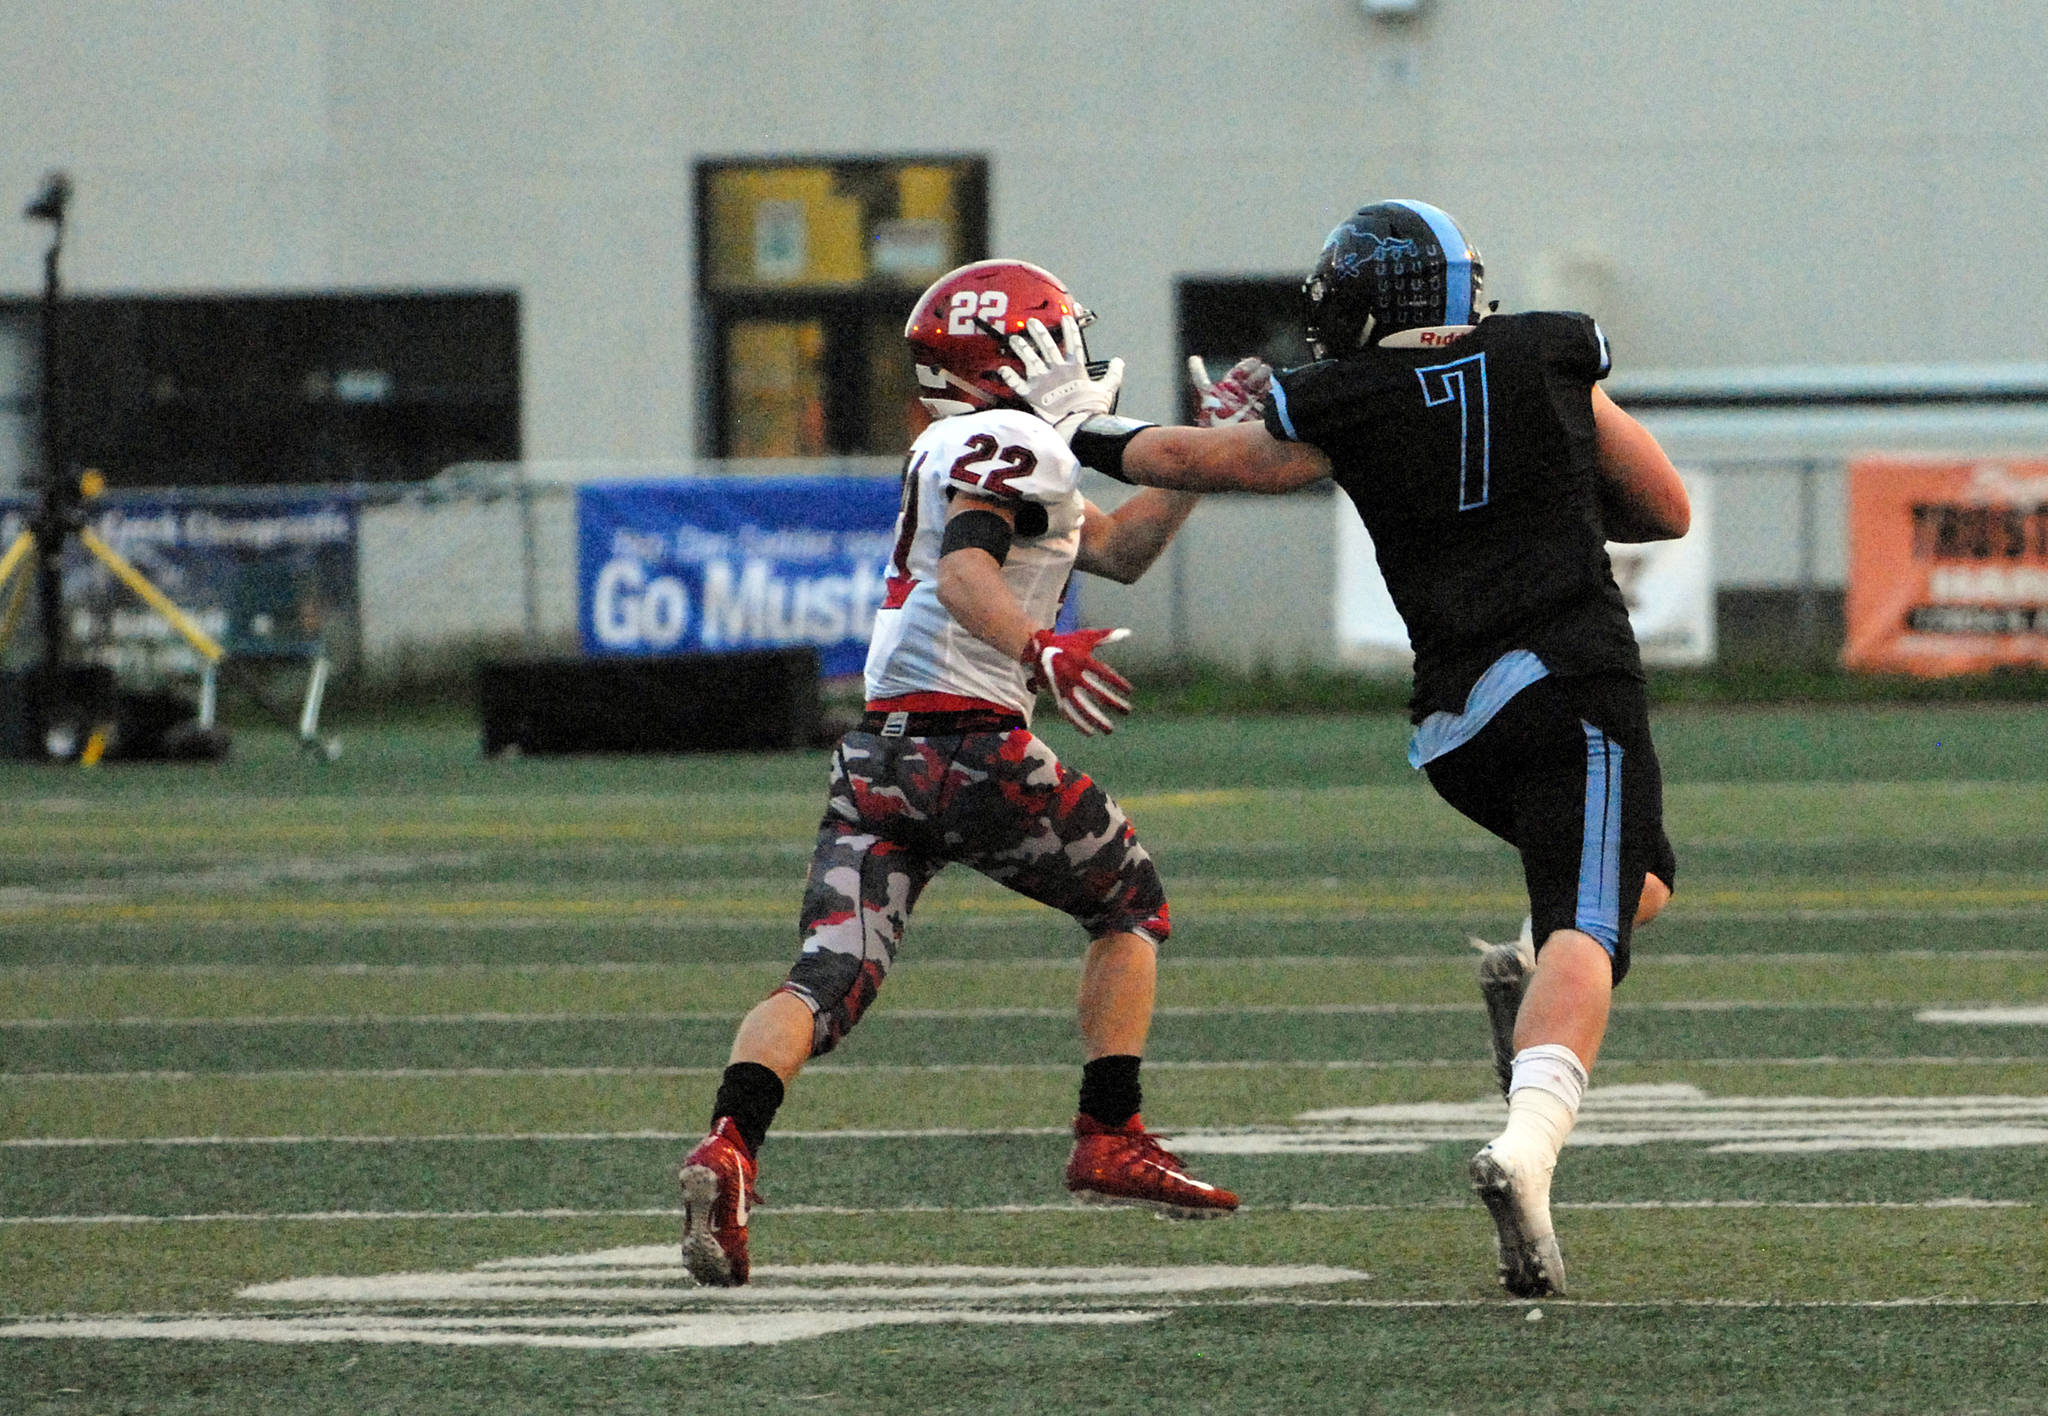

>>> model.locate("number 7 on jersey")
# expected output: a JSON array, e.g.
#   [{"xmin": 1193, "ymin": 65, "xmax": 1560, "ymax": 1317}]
[{"xmin": 1416, "ymin": 352, "xmax": 1492, "ymax": 511}]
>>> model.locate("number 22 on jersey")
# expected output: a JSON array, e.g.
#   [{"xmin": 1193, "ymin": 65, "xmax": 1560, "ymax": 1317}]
[{"xmin": 947, "ymin": 433, "xmax": 1036, "ymax": 499}]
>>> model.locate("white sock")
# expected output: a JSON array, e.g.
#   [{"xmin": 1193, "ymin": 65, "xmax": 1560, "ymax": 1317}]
[
  {"xmin": 1485, "ymin": 1045, "xmax": 1590, "ymax": 1236},
  {"xmin": 1508, "ymin": 1043, "xmax": 1588, "ymax": 1116}
]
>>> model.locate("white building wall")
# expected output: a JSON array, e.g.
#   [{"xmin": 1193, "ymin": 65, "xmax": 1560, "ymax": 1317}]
[
  {"xmin": 4, "ymin": 0, "xmax": 2046, "ymax": 468},
  {"xmin": 5, "ymin": 2, "xmax": 2046, "ymax": 667}
]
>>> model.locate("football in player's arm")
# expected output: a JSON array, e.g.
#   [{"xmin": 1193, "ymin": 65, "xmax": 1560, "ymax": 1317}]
[{"xmin": 1004, "ymin": 200, "xmax": 1688, "ymax": 1302}]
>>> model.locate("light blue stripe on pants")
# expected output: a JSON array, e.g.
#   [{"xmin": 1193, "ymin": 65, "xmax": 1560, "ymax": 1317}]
[{"xmin": 1575, "ymin": 723, "xmax": 1623, "ymax": 951}]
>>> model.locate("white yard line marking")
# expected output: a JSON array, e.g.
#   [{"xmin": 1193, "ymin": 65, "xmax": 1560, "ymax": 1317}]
[
  {"xmin": 11, "ymin": 1086, "xmax": 2048, "ymax": 1156},
  {"xmin": 1, "ymin": 949, "xmax": 2039, "ymax": 978},
  {"xmin": 2, "ymin": 1127, "xmax": 1067, "ymax": 1149},
  {"xmin": 1, "ymin": 1198, "xmax": 2027, "ymax": 1227},
  {"xmin": 1918, "ymin": 1006, "xmax": 2048, "ymax": 1025},
  {"xmin": 2, "ymin": 1208, "xmax": 694, "ymax": 1225},
  {"xmin": 1168, "ymin": 1083, "xmax": 2048, "ymax": 1156},
  {"xmin": 0, "ymin": 1004, "xmax": 1496, "ymax": 1028},
  {"xmin": 8, "ymin": 997, "xmax": 2043, "ymax": 1028},
  {"xmin": 7, "ymin": 1055, "xmax": 2047, "ymax": 1086},
  {"xmin": 11, "ymin": 903, "xmax": 2048, "ymax": 933},
  {"xmin": 1706, "ymin": 908, "xmax": 2048, "ymax": 922},
  {"xmin": 1205, "ymin": 1296, "xmax": 2048, "ymax": 1310}
]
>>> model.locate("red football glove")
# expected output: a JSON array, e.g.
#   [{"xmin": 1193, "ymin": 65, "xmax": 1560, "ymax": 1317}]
[
  {"xmin": 1022, "ymin": 627, "xmax": 1134, "ymax": 735},
  {"xmin": 1187, "ymin": 355, "xmax": 1273, "ymax": 427}
]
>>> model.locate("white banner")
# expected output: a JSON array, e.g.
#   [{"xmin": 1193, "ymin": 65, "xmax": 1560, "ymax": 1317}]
[{"xmin": 1334, "ymin": 473, "xmax": 1715, "ymax": 668}]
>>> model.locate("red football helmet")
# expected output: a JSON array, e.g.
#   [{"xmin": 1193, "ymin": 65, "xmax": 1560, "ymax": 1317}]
[{"xmin": 903, "ymin": 259, "xmax": 1095, "ymax": 418}]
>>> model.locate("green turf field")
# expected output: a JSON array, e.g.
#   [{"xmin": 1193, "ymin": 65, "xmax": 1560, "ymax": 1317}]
[{"xmin": 3, "ymin": 705, "xmax": 2046, "ymax": 1413}]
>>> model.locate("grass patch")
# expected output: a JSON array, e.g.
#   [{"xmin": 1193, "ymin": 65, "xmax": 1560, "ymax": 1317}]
[{"xmin": 1, "ymin": 711, "xmax": 2044, "ymax": 1412}]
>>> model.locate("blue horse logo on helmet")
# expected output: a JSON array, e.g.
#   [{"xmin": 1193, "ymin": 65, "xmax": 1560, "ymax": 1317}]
[{"xmin": 1325, "ymin": 226, "xmax": 1423, "ymax": 275}]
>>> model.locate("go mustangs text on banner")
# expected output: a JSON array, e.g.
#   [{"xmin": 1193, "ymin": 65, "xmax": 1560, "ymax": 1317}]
[{"xmin": 576, "ymin": 476, "xmax": 901, "ymax": 677}]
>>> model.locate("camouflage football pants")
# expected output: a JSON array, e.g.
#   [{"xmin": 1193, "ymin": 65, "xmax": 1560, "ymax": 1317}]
[{"xmin": 779, "ymin": 727, "xmax": 1170, "ymax": 1057}]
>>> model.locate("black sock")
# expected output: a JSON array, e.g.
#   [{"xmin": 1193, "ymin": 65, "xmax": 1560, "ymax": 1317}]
[
  {"xmin": 711, "ymin": 1062, "xmax": 785, "ymax": 1157},
  {"xmin": 1078, "ymin": 1054, "xmax": 1142, "ymax": 1128}
]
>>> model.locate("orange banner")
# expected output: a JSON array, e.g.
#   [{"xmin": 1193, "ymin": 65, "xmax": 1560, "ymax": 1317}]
[{"xmin": 1844, "ymin": 457, "xmax": 2048, "ymax": 675}]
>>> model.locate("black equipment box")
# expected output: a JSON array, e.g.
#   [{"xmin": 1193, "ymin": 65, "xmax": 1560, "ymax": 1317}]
[{"xmin": 477, "ymin": 649, "xmax": 822, "ymax": 756}]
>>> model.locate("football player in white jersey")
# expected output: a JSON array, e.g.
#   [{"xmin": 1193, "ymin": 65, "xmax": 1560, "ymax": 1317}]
[{"xmin": 677, "ymin": 260, "xmax": 1240, "ymax": 1288}]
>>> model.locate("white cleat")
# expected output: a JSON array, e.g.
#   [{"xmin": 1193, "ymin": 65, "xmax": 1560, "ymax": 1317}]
[
  {"xmin": 1472, "ymin": 917, "xmax": 1536, "ymax": 1099},
  {"xmin": 1470, "ymin": 1141, "xmax": 1567, "ymax": 1298}
]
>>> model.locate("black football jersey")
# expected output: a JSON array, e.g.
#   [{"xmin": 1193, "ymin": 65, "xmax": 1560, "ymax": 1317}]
[{"xmin": 1264, "ymin": 311, "xmax": 1642, "ymax": 719}]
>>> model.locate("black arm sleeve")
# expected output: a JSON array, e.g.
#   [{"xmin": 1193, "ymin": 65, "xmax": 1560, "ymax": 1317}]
[
  {"xmin": 1069, "ymin": 415, "xmax": 1157, "ymax": 484},
  {"xmin": 939, "ymin": 507, "xmax": 1014, "ymax": 564}
]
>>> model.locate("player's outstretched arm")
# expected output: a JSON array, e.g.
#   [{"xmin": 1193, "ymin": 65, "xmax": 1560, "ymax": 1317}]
[
  {"xmin": 1073, "ymin": 488, "xmax": 1201, "ymax": 585},
  {"xmin": 1592, "ymin": 386, "xmax": 1690, "ymax": 542},
  {"xmin": 1079, "ymin": 419, "xmax": 1333, "ymax": 495},
  {"xmin": 1000, "ymin": 334, "xmax": 1328, "ymax": 494}
]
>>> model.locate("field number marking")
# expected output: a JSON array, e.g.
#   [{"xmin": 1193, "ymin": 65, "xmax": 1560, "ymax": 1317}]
[{"xmin": 0, "ymin": 1258, "xmax": 1365, "ymax": 1349}]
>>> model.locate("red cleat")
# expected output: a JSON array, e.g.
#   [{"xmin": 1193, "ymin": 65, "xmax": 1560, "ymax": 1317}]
[
  {"xmin": 1064, "ymin": 1113, "xmax": 1239, "ymax": 1219},
  {"xmin": 678, "ymin": 1117, "xmax": 760, "ymax": 1286}
]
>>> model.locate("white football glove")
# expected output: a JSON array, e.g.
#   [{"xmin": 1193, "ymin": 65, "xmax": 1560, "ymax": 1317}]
[
  {"xmin": 998, "ymin": 316, "xmax": 1125, "ymax": 439},
  {"xmin": 1187, "ymin": 355, "xmax": 1273, "ymax": 427}
]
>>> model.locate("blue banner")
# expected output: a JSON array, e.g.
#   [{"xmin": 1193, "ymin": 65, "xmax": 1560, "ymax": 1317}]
[
  {"xmin": 0, "ymin": 495, "xmax": 357, "ymax": 671},
  {"xmin": 576, "ymin": 477, "xmax": 901, "ymax": 677}
]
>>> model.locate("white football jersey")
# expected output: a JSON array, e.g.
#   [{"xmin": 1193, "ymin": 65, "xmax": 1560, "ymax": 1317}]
[{"xmin": 865, "ymin": 407, "xmax": 1085, "ymax": 716}]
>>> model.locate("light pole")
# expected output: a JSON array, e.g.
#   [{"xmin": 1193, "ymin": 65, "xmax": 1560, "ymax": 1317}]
[{"xmin": 24, "ymin": 171, "xmax": 72, "ymax": 719}]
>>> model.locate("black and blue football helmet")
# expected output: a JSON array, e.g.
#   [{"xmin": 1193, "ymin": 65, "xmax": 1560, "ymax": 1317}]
[{"xmin": 1301, "ymin": 199, "xmax": 1485, "ymax": 357}]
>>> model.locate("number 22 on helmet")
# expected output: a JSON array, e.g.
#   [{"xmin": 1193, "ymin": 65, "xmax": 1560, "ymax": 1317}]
[{"xmin": 904, "ymin": 259, "xmax": 1114, "ymax": 419}]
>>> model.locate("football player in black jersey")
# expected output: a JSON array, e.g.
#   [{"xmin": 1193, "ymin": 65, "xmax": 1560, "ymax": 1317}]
[{"xmin": 1000, "ymin": 200, "xmax": 1690, "ymax": 1299}]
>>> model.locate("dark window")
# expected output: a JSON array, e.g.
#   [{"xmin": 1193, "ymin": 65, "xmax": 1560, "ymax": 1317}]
[
  {"xmin": 1175, "ymin": 276, "xmax": 1315, "ymax": 423},
  {"xmin": 8, "ymin": 290, "xmax": 519, "ymax": 487}
]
